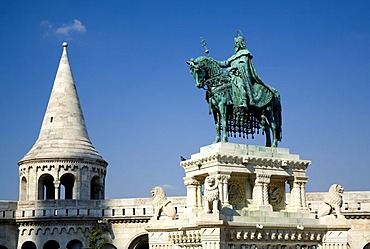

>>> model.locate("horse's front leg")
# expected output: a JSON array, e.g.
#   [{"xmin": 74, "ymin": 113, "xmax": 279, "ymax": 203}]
[
  {"xmin": 219, "ymin": 102, "xmax": 228, "ymax": 142},
  {"xmin": 212, "ymin": 107, "xmax": 221, "ymax": 143}
]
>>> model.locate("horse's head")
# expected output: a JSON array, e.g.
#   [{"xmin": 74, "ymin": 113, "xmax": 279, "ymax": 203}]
[{"xmin": 187, "ymin": 57, "xmax": 205, "ymax": 89}]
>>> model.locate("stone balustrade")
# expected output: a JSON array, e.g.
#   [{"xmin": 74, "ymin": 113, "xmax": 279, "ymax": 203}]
[
  {"xmin": 1, "ymin": 192, "xmax": 370, "ymax": 221},
  {"xmin": 0, "ymin": 197, "xmax": 186, "ymax": 221},
  {"xmin": 304, "ymin": 192, "xmax": 370, "ymax": 217}
]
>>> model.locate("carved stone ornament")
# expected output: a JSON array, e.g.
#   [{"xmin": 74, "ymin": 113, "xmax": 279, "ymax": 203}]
[
  {"xmin": 151, "ymin": 186, "xmax": 176, "ymax": 220},
  {"xmin": 317, "ymin": 184, "xmax": 345, "ymax": 218},
  {"xmin": 204, "ymin": 176, "xmax": 220, "ymax": 213},
  {"xmin": 268, "ymin": 183, "xmax": 283, "ymax": 206},
  {"xmin": 228, "ymin": 181, "xmax": 245, "ymax": 206}
]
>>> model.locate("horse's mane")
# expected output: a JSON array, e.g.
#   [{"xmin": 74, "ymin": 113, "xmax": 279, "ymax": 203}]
[{"xmin": 195, "ymin": 56, "xmax": 224, "ymax": 78}]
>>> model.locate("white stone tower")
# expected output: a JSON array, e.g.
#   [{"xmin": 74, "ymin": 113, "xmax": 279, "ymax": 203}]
[{"xmin": 18, "ymin": 42, "xmax": 108, "ymax": 201}]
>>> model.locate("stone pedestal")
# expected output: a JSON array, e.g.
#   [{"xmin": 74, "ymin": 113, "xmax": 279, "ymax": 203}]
[
  {"xmin": 181, "ymin": 143, "xmax": 311, "ymax": 214},
  {"xmin": 146, "ymin": 143, "xmax": 351, "ymax": 248}
]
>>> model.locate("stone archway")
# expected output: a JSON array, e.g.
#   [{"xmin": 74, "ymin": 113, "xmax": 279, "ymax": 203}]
[
  {"xmin": 60, "ymin": 173, "xmax": 75, "ymax": 199},
  {"xmin": 67, "ymin": 239, "xmax": 83, "ymax": 249},
  {"xmin": 43, "ymin": 240, "xmax": 60, "ymax": 249},
  {"xmin": 20, "ymin": 176, "xmax": 28, "ymax": 201},
  {"xmin": 0, "ymin": 245, "xmax": 8, "ymax": 249},
  {"xmin": 128, "ymin": 234, "xmax": 149, "ymax": 249},
  {"xmin": 90, "ymin": 176, "xmax": 101, "ymax": 200},
  {"xmin": 38, "ymin": 173, "xmax": 55, "ymax": 200},
  {"xmin": 21, "ymin": 241, "xmax": 36, "ymax": 249},
  {"xmin": 102, "ymin": 244, "xmax": 117, "ymax": 249},
  {"xmin": 364, "ymin": 242, "xmax": 370, "ymax": 249}
]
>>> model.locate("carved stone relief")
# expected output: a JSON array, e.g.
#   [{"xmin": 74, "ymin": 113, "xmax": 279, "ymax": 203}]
[
  {"xmin": 268, "ymin": 182, "xmax": 285, "ymax": 211},
  {"xmin": 228, "ymin": 181, "xmax": 245, "ymax": 208}
]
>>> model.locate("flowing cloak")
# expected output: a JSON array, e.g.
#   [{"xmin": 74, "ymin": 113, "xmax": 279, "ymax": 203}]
[{"xmin": 222, "ymin": 49, "xmax": 277, "ymax": 108}]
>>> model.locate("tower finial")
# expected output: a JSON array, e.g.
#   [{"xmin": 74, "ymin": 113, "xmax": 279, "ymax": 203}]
[{"xmin": 62, "ymin": 42, "xmax": 68, "ymax": 48}]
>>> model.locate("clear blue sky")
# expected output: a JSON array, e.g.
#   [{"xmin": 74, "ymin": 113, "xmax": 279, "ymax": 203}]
[{"xmin": 0, "ymin": 1, "xmax": 369, "ymax": 200}]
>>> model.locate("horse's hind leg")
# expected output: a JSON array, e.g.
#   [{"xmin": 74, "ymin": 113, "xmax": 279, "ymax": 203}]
[
  {"xmin": 264, "ymin": 123, "xmax": 272, "ymax": 147},
  {"xmin": 265, "ymin": 108, "xmax": 278, "ymax": 147},
  {"xmin": 271, "ymin": 121, "xmax": 278, "ymax": 147},
  {"xmin": 261, "ymin": 114, "xmax": 272, "ymax": 147},
  {"xmin": 267, "ymin": 106, "xmax": 278, "ymax": 147}
]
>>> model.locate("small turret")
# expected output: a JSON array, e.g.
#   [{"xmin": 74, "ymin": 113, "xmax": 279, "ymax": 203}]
[{"xmin": 18, "ymin": 43, "xmax": 108, "ymax": 201}]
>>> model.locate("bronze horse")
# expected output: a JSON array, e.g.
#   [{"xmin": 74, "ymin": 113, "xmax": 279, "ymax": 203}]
[{"xmin": 187, "ymin": 56, "xmax": 282, "ymax": 147}]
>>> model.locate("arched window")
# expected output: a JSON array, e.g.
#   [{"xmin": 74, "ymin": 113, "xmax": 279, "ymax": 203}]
[
  {"xmin": 21, "ymin": 241, "xmax": 36, "ymax": 249},
  {"xmin": 128, "ymin": 234, "xmax": 149, "ymax": 249},
  {"xmin": 90, "ymin": 176, "xmax": 101, "ymax": 200},
  {"xmin": 364, "ymin": 242, "xmax": 370, "ymax": 249},
  {"xmin": 43, "ymin": 240, "xmax": 60, "ymax": 249},
  {"xmin": 20, "ymin": 176, "xmax": 28, "ymax": 201},
  {"xmin": 0, "ymin": 245, "xmax": 8, "ymax": 249},
  {"xmin": 38, "ymin": 174, "xmax": 55, "ymax": 200},
  {"xmin": 60, "ymin": 173, "xmax": 75, "ymax": 199},
  {"xmin": 67, "ymin": 239, "xmax": 83, "ymax": 249}
]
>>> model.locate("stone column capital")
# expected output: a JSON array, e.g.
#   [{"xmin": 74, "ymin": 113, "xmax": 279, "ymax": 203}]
[
  {"xmin": 215, "ymin": 173, "xmax": 231, "ymax": 183},
  {"xmin": 293, "ymin": 177, "xmax": 308, "ymax": 185},
  {"xmin": 256, "ymin": 173, "xmax": 271, "ymax": 184},
  {"xmin": 183, "ymin": 177, "xmax": 202, "ymax": 186}
]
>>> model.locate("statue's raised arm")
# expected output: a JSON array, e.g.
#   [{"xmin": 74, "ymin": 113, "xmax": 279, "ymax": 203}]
[{"xmin": 187, "ymin": 31, "xmax": 282, "ymax": 147}]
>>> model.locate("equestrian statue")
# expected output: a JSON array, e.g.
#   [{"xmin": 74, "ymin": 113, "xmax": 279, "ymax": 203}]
[{"xmin": 187, "ymin": 31, "xmax": 282, "ymax": 147}]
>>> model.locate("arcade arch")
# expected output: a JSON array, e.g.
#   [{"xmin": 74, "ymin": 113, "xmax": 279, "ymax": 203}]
[
  {"xmin": 66, "ymin": 239, "xmax": 83, "ymax": 249},
  {"xmin": 21, "ymin": 241, "xmax": 36, "ymax": 249},
  {"xmin": 20, "ymin": 176, "xmax": 27, "ymax": 201},
  {"xmin": 43, "ymin": 240, "xmax": 59, "ymax": 249},
  {"xmin": 102, "ymin": 244, "xmax": 117, "ymax": 249},
  {"xmin": 38, "ymin": 174, "xmax": 55, "ymax": 200},
  {"xmin": 128, "ymin": 234, "xmax": 149, "ymax": 249},
  {"xmin": 364, "ymin": 242, "xmax": 370, "ymax": 249},
  {"xmin": 90, "ymin": 176, "xmax": 101, "ymax": 200},
  {"xmin": 60, "ymin": 173, "xmax": 75, "ymax": 199}
]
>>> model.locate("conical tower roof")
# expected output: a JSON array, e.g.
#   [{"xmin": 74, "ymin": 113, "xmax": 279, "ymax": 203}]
[{"xmin": 19, "ymin": 42, "xmax": 106, "ymax": 164}]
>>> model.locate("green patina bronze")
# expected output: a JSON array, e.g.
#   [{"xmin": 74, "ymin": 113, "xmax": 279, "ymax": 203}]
[{"xmin": 187, "ymin": 31, "xmax": 282, "ymax": 147}]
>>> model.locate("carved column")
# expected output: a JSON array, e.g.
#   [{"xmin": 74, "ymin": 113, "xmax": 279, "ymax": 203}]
[
  {"xmin": 252, "ymin": 181, "xmax": 263, "ymax": 207},
  {"xmin": 184, "ymin": 177, "xmax": 202, "ymax": 211},
  {"xmin": 288, "ymin": 177, "xmax": 308, "ymax": 210},
  {"xmin": 251, "ymin": 173, "xmax": 271, "ymax": 210},
  {"xmin": 216, "ymin": 174, "xmax": 230, "ymax": 206},
  {"xmin": 263, "ymin": 182, "xmax": 269, "ymax": 205},
  {"xmin": 300, "ymin": 179, "xmax": 308, "ymax": 210},
  {"xmin": 74, "ymin": 170, "xmax": 80, "ymax": 199},
  {"xmin": 290, "ymin": 180, "xmax": 301, "ymax": 209},
  {"xmin": 196, "ymin": 179, "xmax": 203, "ymax": 209},
  {"xmin": 99, "ymin": 175, "xmax": 105, "ymax": 199},
  {"xmin": 54, "ymin": 180, "xmax": 60, "ymax": 200}
]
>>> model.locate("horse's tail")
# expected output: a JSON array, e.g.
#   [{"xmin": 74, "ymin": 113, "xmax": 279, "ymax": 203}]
[{"xmin": 273, "ymin": 90, "xmax": 282, "ymax": 142}]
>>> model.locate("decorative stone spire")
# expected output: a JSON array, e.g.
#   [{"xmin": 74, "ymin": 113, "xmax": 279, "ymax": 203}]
[{"xmin": 19, "ymin": 42, "xmax": 106, "ymax": 164}]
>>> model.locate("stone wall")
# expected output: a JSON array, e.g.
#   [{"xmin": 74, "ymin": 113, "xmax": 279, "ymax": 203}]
[
  {"xmin": 0, "ymin": 192, "xmax": 369, "ymax": 248},
  {"xmin": 0, "ymin": 201, "xmax": 17, "ymax": 249},
  {"xmin": 0, "ymin": 197, "xmax": 186, "ymax": 249}
]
